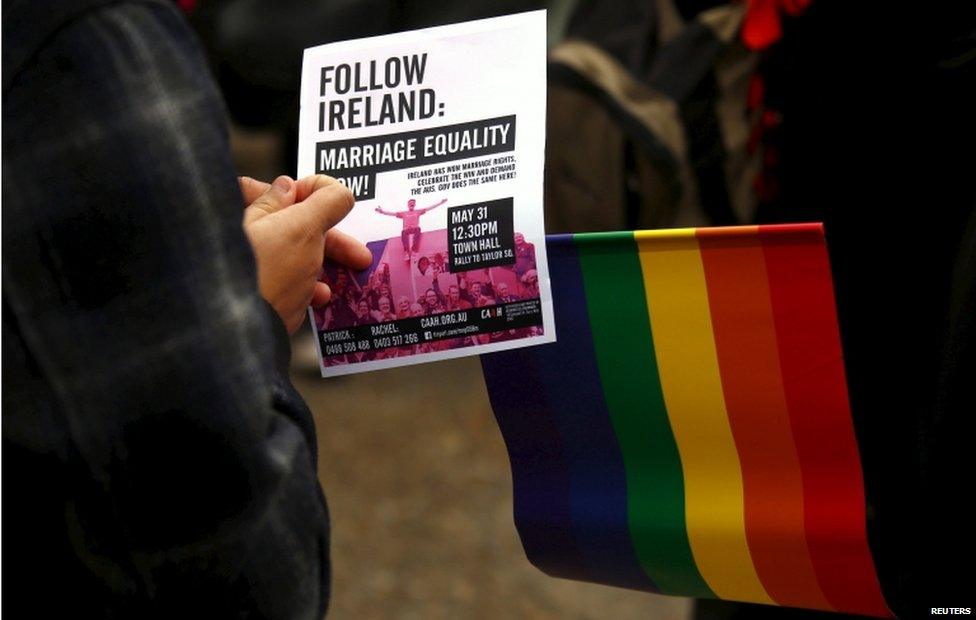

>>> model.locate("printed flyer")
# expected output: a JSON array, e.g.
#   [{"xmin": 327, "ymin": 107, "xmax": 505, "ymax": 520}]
[{"xmin": 298, "ymin": 11, "xmax": 555, "ymax": 377}]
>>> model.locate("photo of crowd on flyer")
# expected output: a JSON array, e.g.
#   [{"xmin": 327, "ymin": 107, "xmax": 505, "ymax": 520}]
[{"xmin": 313, "ymin": 227, "xmax": 541, "ymax": 366}]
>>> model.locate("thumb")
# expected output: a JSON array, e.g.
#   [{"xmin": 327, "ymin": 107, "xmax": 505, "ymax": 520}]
[
  {"xmin": 243, "ymin": 175, "xmax": 297, "ymax": 225},
  {"xmin": 292, "ymin": 180, "xmax": 355, "ymax": 234}
]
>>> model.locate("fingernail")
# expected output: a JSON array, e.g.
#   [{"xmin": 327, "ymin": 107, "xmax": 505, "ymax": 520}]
[{"xmin": 272, "ymin": 175, "xmax": 293, "ymax": 192}]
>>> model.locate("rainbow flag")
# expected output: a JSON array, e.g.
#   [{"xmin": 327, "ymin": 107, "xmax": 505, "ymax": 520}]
[{"xmin": 480, "ymin": 224, "xmax": 891, "ymax": 616}]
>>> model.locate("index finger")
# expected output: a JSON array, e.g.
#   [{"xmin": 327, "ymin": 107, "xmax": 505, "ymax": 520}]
[{"xmin": 324, "ymin": 228, "xmax": 372, "ymax": 271}]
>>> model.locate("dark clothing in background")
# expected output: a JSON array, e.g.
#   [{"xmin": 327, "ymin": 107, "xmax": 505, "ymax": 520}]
[
  {"xmin": 2, "ymin": 1, "xmax": 329, "ymax": 617},
  {"xmin": 758, "ymin": 4, "xmax": 976, "ymax": 616}
]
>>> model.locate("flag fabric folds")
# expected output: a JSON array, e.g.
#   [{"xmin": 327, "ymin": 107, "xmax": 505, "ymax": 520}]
[{"xmin": 480, "ymin": 224, "xmax": 891, "ymax": 617}]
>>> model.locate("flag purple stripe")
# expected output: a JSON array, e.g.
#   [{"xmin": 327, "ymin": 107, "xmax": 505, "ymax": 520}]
[
  {"xmin": 481, "ymin": 344, "xmax": 589, "ymax": 581},
  {"xmin": 535, "ymin": 235, "xmax": 660, "ymax": 591}
]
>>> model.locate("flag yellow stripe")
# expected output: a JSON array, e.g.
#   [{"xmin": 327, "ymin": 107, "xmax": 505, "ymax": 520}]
[{"xmin": 635, "ymin": 230, "xmax": 772, "ymax": 604}]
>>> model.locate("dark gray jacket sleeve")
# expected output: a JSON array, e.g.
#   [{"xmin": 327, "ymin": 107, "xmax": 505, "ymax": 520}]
[{"xmin": 1, "ymin": 3, "xmax": 328, "ymax": 618}]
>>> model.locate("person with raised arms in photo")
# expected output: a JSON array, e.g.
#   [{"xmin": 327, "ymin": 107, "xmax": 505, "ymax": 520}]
[{"xmin": 374, "ymin": 197, "xmax": 447, "ymax": 260}]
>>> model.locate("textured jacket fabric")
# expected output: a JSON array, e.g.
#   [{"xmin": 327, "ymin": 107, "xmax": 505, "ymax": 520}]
[{"xmin": 2, "ymin": 1, "xmax": 329, "ymax": 617}]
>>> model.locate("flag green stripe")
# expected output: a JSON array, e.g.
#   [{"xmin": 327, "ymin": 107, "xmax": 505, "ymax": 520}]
[{"xmin": 574, "ymin": 231, "xmax": 713, "ymax": 597}]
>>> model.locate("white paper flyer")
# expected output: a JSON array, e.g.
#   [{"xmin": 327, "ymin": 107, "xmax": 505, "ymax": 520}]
[{"xmin": 298, "ymin": 11, "xmax": 555, "ymax": 377}]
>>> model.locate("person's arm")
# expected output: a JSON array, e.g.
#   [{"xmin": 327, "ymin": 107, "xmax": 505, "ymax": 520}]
[
  {"xmin": 457, "ymin": 273, "xmax": 475, "ymax": 304},
  {"xmin": 482, "ymin": 272, "xmax": 496, "ymax": 298},
  {"xmin": 347, "ymin": 268, "xmax": 364, "ymax": 294},
  {"xmin": 1, "ymin": 4, "xmax": 336, "ymax": 617},
  {"xmin": 374, "ymin": 205, "xmax": 398, "ymax": 217},
  {"xmin": 419, "ymin": 198, "xmax": 448, "ymax": 214},
  {"xmin": 431, "ymin": 274, "xmax": 448, "ymax": 306}
]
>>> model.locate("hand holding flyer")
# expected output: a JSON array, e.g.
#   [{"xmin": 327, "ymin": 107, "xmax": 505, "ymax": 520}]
[{"xmin": 298, "ymin": 11, "xmax": 555, "ymax": 377}]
